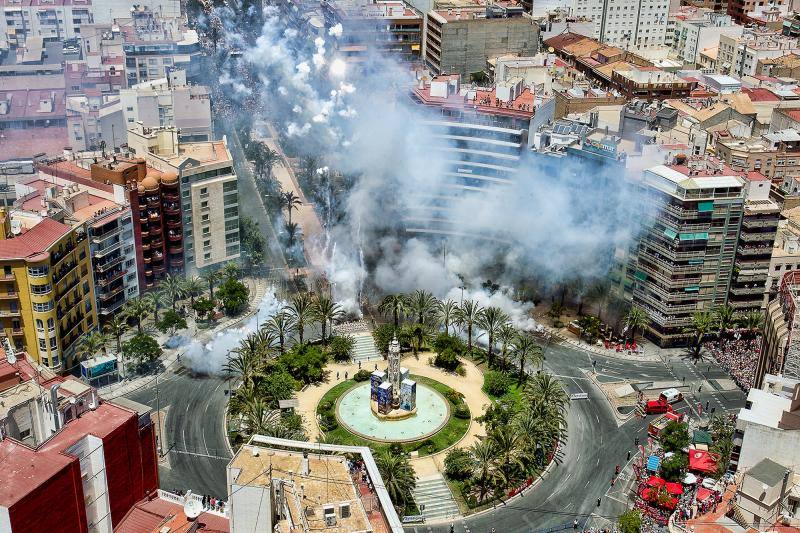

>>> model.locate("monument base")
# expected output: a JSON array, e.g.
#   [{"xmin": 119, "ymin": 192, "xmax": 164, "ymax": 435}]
[{"xmin": 370, "ymin": 399, "xmax": 417, "ymax": 420}]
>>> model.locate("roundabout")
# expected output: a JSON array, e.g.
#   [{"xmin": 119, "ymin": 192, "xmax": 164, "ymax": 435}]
[{"xmin": 335, "ymin": 381, "xmax": 451, "ymax": 442}]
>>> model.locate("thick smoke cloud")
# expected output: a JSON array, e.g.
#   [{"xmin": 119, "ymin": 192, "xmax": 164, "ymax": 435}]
[{"xmin": 208, "ymin": 7, "xmax": 638, "ymax": 318}]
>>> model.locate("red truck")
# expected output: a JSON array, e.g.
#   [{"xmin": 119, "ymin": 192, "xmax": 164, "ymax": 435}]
[{"xmin": 645, "ymin": 397, "xmax": 673, "ymax": 415}]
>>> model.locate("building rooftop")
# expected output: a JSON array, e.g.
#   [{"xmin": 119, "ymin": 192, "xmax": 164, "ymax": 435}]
[
  {"xmin": 116, "ymin": 492, "xmax": 229, "ymax": 533},
  {"xmin": 747, "ymin": 457, "xmax": 788, "ymax": 487},
  {"xmin": 411, "ymin": 75, "xmax": 535, "ymax": 119},
  {"xmin": 738, "ymin": 387, "xmax": 792, "ymax": 428},
  {"xmin": 0, "ymin": 217, "xmax": 70, "ymax": 261}
]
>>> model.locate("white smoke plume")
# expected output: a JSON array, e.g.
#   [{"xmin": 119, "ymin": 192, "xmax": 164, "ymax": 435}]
[
  {"xmin": 181, "ymin": 291, "xmax": 285, "ymax": 375},
  {"xmin": 207, "ymin": 7, "xmax": 639, "ymax": 325}
]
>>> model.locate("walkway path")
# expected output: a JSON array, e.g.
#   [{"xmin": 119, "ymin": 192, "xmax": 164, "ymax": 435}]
[{"xmin": 294, "ymin": 352, "xmax": 491, "ymax": 477}]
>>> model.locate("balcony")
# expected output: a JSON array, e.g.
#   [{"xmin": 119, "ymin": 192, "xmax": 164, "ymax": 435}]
[
  {"xmin": 166, "ymin": 219, "xmax": 182, "ymax": 229},
  {"xmin": 96, "ymin": 255, "xmax": 124, "ymax": 273},
  {"xmin": 140, "ymin": 228, "xmax": 150, "ymax": 237},
  {"xmin": 169, "ymin": 258, "xmax": 184, "ymax": 268},
  {"xmin": 94, "ymin": 239, "xmax": 123, "ymax": 259},
  {"xmin": 729, "ymin": 285, "xmax": 764, "ymax": 296},
  {"xmin": 0, "ymin": 291, "xmax": 18, "ymax": 300},
  {"xmin": 142, "ymin": 242, "xmax": 151, "ymax": 251},
  {"xmin": 163, "ymin": 203, "xmax": 180, "ymax": 215},
  {"xmin": 148, "ymin": 211, "xmax": 161, "ymax": 222},
  {"xmin": 151, "ymin": 238, "xmax": 164, "ymax": 248},
  {"xmin": 100, "ymin": 297, "xmax": 125, "ymax": 316},
  {"xmin": 167, "ymin": 231, "xmax": 182, "ymax": 241},
  {"xmin": 91, "ymin": 225, "xmax": 122, "ymax": 244},
  {"xmin": 153, "ymin": 264, "xmax": 166, "ymax": 274},
  {"xmin": 739, "ymin": 231, "xmax": 776, "ymax": 243},
  {"xmin": 56, "ymin": 277, "xmax": 80, "ymax": 300},
  {"xmin": 742, "ymin": 218, "xmax": 779, "ymax": 229},
  {"xmin": 97, "ymin": 269, "xmax": 125, "ymax": 287},
  {"xmin": 99, "ymin": 285, "xmax": 124, "ymax": 301},
  {"xmin": 10, "ymin": 328, "xmax": 23, "ymax": 336},
  {"xmin": 152, "ymin": 252, "xmax": 164, "ymax": 262},
  {"xmin": 146, "ymin": 196, "xmax": 161, "ymax": 207},
  {"xmin": 143, "ymin": 256, "xmax": 152, "ymax": 264},
  {"xmin": 51, "ymin": 241, "xmax": 76, "ymax": 265},
  {"xmin": 0, "ymin": 273, "xmax": 14, "ymax": 281},
  {"xmin": 163, "ymin": 192, "xmax": 180, "ymax": 202},
  {"xmin": 149, "ymin": 224, "xmax": 163, "ymax": 235},
  {"xmin": 53, "ymin": 261, "xmax": 78, "ymax": 283},
  {"xmin": 737, "ymin": 245, "xmax": 773, "ymax": 256},
  {"xmin": 0, "ymin": 309, "xmax": 21, "ymax": 318},
  {"xmin": 168, "ymin": 245, "xmax": 183, "ymax": 255}
]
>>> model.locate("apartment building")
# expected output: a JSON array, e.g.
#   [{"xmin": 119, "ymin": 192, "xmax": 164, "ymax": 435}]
[
  {"xmin": 0, "ymin": 0, "xmax": 180, "ymax": 49},
  {"xmin": 119, "ymin": 70, "xmax": 212, "ymax": 143},
  {"xmin": 670, "ymin": 8, "xmax": 743, "ymax": 65},
  {"xmin": 408, "ymin": 74, "xmax": 540, "ymax": 237},
  {"xmin": 610, "ymin": 65, "xmax": 693, "ymax": 100},
  {"xmin": 227, "ymin": 436, "xmax": 403, "ymax": 533},
  {"xmin": 728, "ymin": 172, "xmax": 780, "ymax": 312},
  {"xmin": 728, "ymin": 0, "xmax": 786, "ymax": 24},
  {"xmin": 423, "ymin": 3, "xmax": 539, "ymax": 79},
  {"xmin": 622, "ymin": 156, "xmax": 745, "ymax": 347},
  {"xmin": 570, "ymin": 0, "xmax": 669, "ymax": 49},
  {"xmin": 127, "ymin": 125, "xmax": 240, "ymax": 273},
  {"xmin": 117, "ymin": 8, "xmax": 203, "ymax": 86},
  {"xmin": 756, "ymin": 52, "xmax": 800, "ymax": 77},
  {"xmin": 763, "ymin": 272, "xmax": 800, "ymax": 383},
  {"xmin": 321, "ymin": 0, "xmax": 423, "ymax": 63},
  {"xmin": 0, "ymin": 352, "xmax": 158, "ymax": 532},
  {"xmin": 715, "ymin": 129, "xmax": 800, "ymax": 187},
  {"xmin": 765, "ymin": 207, "xmax": 800, "ymax": 309},
  {"xmin": 0, "ymin": 211, "xmax": 96, "ymax": 370},
  {"xmin": 718, "ymin": 30, "xmax": 800, "ymax": 77}
]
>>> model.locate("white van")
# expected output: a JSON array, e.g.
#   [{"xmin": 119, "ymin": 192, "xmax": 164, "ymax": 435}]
[{"xmin": 660, "ymin": 388, "xmax": 683, "ymax": 404}]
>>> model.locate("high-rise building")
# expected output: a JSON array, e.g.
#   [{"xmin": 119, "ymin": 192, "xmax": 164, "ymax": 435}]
[
  {"xmin": 728, "ymin": 0, "xmax": 786, "ymax": 24},
  {"xmin": 423, "ymin": 3, "xmax": 539, "ymax": 79},
  {"xmin": 670, "ymin": 8, "xmax": 742, "ymax": 65},
  {"xmin": 570, "ymin": 0, "xmax": 669, "ymax": 50},
  {"xmin": 0, "ymin": 211, "xmax": 97, "ymax": 370},
  {"xmin": 127, "ymin": 125, "xmax": 240, "ymax": 273},
  {"xmin": 622, "ymin": 156, "xmax": 746, "ymax": 347},
  {"xmin": 728, "ymin": 172, "xmax": 781, "ymax": 312}
]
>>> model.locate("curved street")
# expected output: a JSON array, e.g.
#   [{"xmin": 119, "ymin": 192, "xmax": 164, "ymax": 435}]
[{"xmin": 121, "ymin": 326, "xmax": 747, "ymax": 530}]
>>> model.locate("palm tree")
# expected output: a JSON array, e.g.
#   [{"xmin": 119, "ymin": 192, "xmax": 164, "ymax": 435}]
[
  {"xmin": 123, "ymin": 297, "xmax": 153, "ymax": 334},
  {"xmin": 264, "ymin": 310, "xmax": 296, "ymax": 355},
  {"xmin": 281, "ymin": 190, "xmax": 302, "ymax": 225},
  {"xmin": 590, "ymin": 281, "xmax": 611, "ymax": 322},
  {"xmin": 104, "ymin": 315, "xmax": 128, "ymax": 354},
  {"xmin": 685, "ymin": 311, "xmax": 715, "ymax": 357},
  {"xmin": 375, "ymin": 450, "xmax": 417, "ymax": 509},
  {"xmin": 436, "ymin": 299, "xmax": 458, "ymax": 335},
  {"xmin": 260, "ymin": 145, "xmax": 282, "ymax": 179},
  {"xmin": 496, "ymin": 323, "xmax": 517, "ymax": 371},
  {"xmin": 736, "ymin": 310, "xmax": 764, "ymax": 336},
  {"xmin": 77, "ymin": 331, "xmax": 108, "ymax": 361},
  {"xmin": 624, "ymin": 306, "xmax": 650, "ymax": 343},
  {"xmin": 183, "ymin": 276, "xmax": 205, "ymax": 308},
  {"xmin": 160, "ymin": 273, "xmax": 186, "ymax": 311},
  {"xmin": 146, "ymin": 290, "xmax": 168, "ymax": 324},
  {"xmin": 201, "ymin": 270, "xmax": 222, "ymax": 299},
  {"xmin": 491, "ymin": 427, "xmax": 525, "ymax": 488},
  {"xmin": 225, "ymin": 335, "xmax": 263, "ymax": 388},
  {"xmin": 477, "ymin": 307, "xmax": 509, "ymax": 368},
  {"xmin": 284, "ymin": 221, "xmax": 299, "ymax": 247},
  {"xmin": 469, "ymin": 439, "xmax": 497, "ymax": 503},
  {"xmin": 512, "ymin": 333, "xmax": 543, "ymax": 382},
  {"xmin": 252, "ymin": 329, "xmax": 278, "ymax": 362},
  {"xmin": 404, "ymin": 290, "xmax": 439, "ymax": 351},
  {"xmin": 524, "ymin": 373, "xmax": 569, "ymax": 418},
  {"xmin": 288, "ymin": 292, "xmax": 314, "ymax": 344},
  {"xmin": 313, "ymin": 295, "xmax": 343, "ymax": 345},
  {"xmin": 223, "ymin": 262, "xmax": 241, "ymax": 281},
  {"xmin": 378, "ymin": 294, "xmax": 406, "ymax": 328},
  {"xmin": 455, "ymin": 299, "xmax": 484, "ymax": 355},
  {"xmin": 713, "ymin": 304, "xmax": 736, "ymax": 338}
]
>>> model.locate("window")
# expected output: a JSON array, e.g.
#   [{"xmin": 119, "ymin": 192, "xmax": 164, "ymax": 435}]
[
  {"xmin": 223, "ymin": 181, "xmax": 237, "ymax": 192},
  {"xmin": 49, "ymin": 337, "xmax": 57, "ymax": 349},
  {"xmin": 225, "ymin": 219, "xmax": 238, "ymax": 231},
  {"xmin": 226, "ymin": 245, "xmax": 240, "ymax": 256},
  {"xmin": 200, "ymin": 187, "xmax": 208, "ymax": 196},
  {"xmin": 36, "ymin": 319, "xmax": 44, "ymax": 332},
  {"xmin": 33, "ymin": 301, "xmax": 54, "ymax": 312},
  {"xmin": 201, "ymin": 200, "xmax": 209, "ymax": 209},
  {"xmin": 203, "ymin": 239, "xmax": 211, "ymax": 249},
  {"xmin": 204, "ymin": 252, "xmax": 211, "ymax": 260},
  {"xmin": 226, "ymin": 234, "xmax": 239, "ymax": 244},
  {"xmin": 3, "ymin": 266, "xmax": 10, "ymax": 276},
  {"xmin": 50, "ymin": 355, "xmax": 58, "ymax": 366},
  {"xmin": 201, "ymin": 214, "xmax": 209, "ymax": 222},
  {"xmin": 202, "ymin": 227, "xmax": 210, "ymax": 236},
  {"xmin": 39, "ymin": 338, "xmax": 47, "ymax": 350},
  {"xmin": 126, "ymin": 259, "xmax": 135, "ymax": 268},
  {"xmin": 224, "ymin": 194, "xmax": 238, "ymax": 206},
  {"xmin": 28, "ymin": 265, "xmax": 49, "ymax": 277},
  {"xmin": 85, "ymin": 300, "xmax": 92, "ymax": 313},
  {"xmin": 128, "ymin": 286, "xmax": 137, "ymax": 295},
  {"xmin": 47, "ymin": 317, "xmax": 54, "ymax": 331},
  {"xmin": 126, "ymin": 106, "xmax": 134, "ymax": 112},
  {"xmin": 30, "ymin": 283, "xmax": 52, "ymax": 295},
  {"xmin": 224, "ymin": 206, "xmax": 238, "ymax": 218},
  {"xmin": 83, "ymin": 281, "xmax": 90, "ymax": 294}
]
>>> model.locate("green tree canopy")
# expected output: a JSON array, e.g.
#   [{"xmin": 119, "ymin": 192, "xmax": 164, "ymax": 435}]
[
  {"xmin": 618, "ymin": 509, "xmax": 642, "ymax": 533},
  {"xmin": 157, "ymin": 309, "xmax": 187, "ymax": 335},
  {"xmin": 217, "ymin": 277, "xmax": 250, "ymax": 315},
  {"xmin": 122, "ymin": 333, "xmax": 163, "ymax": 370},
  {"xmin": 328, "ymin": 334, "xmax": 355, "ymax": 362},
  {"xmin": 660, "ymin": 421, "xmax": 690, "ymax": 453}
]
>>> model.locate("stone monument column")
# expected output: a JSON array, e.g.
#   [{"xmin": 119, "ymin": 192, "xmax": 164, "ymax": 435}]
[{"xmin": 388, "ymin": 336, "xmax": 401, "ymax": 408}]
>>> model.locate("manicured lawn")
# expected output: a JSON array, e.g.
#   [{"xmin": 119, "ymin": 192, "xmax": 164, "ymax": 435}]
[
  {"xmin": 486, "ymin": 380, "xmax": 524, "ymax": 403},
  {"xmin": 315, "ymin": 375, "xmax": 470, "ymax": 457}
]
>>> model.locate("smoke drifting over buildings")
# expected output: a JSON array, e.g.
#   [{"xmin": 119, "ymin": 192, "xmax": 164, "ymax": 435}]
[{"xmin": 208, "ymin": 6, "xmax": 638, "ymax": 314}]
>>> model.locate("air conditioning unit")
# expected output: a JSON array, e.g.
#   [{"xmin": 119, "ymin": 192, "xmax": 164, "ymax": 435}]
[{"xmin": 324, "ymin": 505, "xmax": 336, "ymax": 527}]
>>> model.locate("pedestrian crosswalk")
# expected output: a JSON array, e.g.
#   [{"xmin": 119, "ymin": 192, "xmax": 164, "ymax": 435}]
[{"xmin": 414, "ymin": 475, "xmax": 461, "ymax": 523}]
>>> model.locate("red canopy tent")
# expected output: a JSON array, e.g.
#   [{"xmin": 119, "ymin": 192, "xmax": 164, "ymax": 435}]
[
  {"xmin": 696, "ymin": 487, "xmax": 714, "ymax": 502},
  {"xmin": 640, "ymin": 487, "xmax": 679, "ymax": 510},
  {"xmin": 689, "ymin": 450, "xmax": 719, "ymax": 474},
  {"xmin": 665, "ymin": 482, "xmax": 684, "ymax": 495},
  {"xmin": 647, "ymin": 476, "xmax": 667, "ymax": 487}
]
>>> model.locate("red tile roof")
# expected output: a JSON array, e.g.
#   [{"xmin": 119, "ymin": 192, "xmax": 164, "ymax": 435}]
[
  {"xmin": 746, "ymin": 171, "xmax": 769, "ymax": 181},
  {"xmin": 0, "ymin": 440, "xmax": 75, "ymax": 507},
  {"xmin": 116, "ymin": 497, "xmax": 230, "ymax": 533},
  {"xmin": 743, "ymin": 87, "xmax": 780, "ymax": 101},
  {"xmin": 543, "ymin": 32, "xmax": 589, "ymax": 52},
  {"xmin": 780, "ymin": 108, "xmax": 800, "ymax": 122},
  {"xmin": 0, "ymin": 218, "xmax": 70, "ymax": 261}
]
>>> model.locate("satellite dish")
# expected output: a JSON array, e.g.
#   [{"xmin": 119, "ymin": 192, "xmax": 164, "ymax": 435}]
[
  {"xmin": 6, "ymin": 352, "xmax": 16, "ymax": 365},
  {"xmin": 548, "ymin": 46, "xmax": 555, "ymax": 53},
  {"xmin": 184, "ymin": 498, "xmax": 203, "ymax": 520}
]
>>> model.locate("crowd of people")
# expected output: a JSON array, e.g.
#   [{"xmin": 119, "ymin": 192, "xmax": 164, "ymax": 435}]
[{"xmin": 703, "ymin": 334, "xmax": 762, "ymax": 391}]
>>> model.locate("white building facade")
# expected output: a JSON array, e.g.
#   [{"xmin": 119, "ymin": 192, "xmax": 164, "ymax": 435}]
[{"xmin": 570, "ymin": 0, "xmax": 669, "ymax": 49}]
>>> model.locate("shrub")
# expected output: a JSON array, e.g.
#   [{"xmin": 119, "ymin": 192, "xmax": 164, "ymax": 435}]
[
  {"xmin": 353, "ymin": 369, "xmax": 371, "ymax": 382},
  {"xmin": 455, "ymin": 364, "xmax": 466, "ymax": 377},
  {"xmin": 453, "ymin": 404, "xmax": 471, "ymax": 419},
  {"xmin": 192, "ymin": 297, "xmax": 216, "ymax": 320},
  {"xmin": 319, "ymin": 412, "xmax": 338, "ymax": 431},
  {"xmin": 274, "ymin": 344, "xmax": 328, "ymax": 384},
  {"xmin": 432, "ymin": 333, "xmax": 466, "ymax": 356},
  {"xmin": 483, "ymin": 370, "xmax": 513, "ymax": 397},
  {"xmin": 445, "ymin": 389, "xmax": 464, "ymax": 404},
  {"xmin": 328, "ymin": 334, "xmax": 355, "ymax": 362},
  {"xmin": 434, "ymin": 347, "xmax": 460, "ymax": 371},
  {"xmin": 618, "ymin": 510, "xmax": 642, "ymax": 533},
  {"xmin": 444, "ymin": 448, "xmax": 475, "ymax": 481}
]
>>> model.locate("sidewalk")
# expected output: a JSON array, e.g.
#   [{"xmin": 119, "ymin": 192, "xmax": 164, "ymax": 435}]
[{"xmin": 99, "ymin": 276, "xmax": 271, "ymax": 400}]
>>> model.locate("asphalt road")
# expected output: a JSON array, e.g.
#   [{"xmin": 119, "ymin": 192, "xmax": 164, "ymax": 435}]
[
  {"xmin": 422, "ymin": 344, "xmax": 747, "ymax": 533},
  {"xmin": 124, "ymin": 368, "xmax": 232, "ymax": 499},
  {"xmin": 123, "ymin": 334, "xmax": 747, "ymax": 529}
]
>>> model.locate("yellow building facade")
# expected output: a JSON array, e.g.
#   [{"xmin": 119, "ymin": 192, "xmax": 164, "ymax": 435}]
[{"xmin": 0, "ymin": 210, "xmax": 97, "ymax": 371}]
